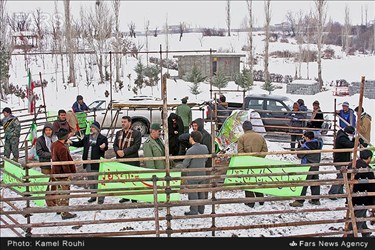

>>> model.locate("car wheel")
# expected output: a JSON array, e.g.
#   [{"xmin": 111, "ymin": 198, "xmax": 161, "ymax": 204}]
[{"xmin": 132, "ymin": 120, "xmax": 149, "ymax": 136}]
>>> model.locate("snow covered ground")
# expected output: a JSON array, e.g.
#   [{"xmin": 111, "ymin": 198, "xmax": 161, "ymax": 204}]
[{"xmin": 1, "ymin": 31, "xmax": 375, "ymax": 237}]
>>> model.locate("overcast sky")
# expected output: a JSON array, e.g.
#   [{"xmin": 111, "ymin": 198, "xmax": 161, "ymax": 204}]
[{"xmin": 5, "ymin": 1, "xmax": 375, "ymax": 30}]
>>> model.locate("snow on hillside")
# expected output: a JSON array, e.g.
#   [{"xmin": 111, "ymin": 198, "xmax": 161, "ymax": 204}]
[{"xmin": 1, "ymin": 31, "xmax": 375, "ymax": 237}]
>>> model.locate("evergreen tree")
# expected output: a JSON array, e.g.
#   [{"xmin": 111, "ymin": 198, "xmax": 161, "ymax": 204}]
[
  {"xmin": 189, "ymin": 82, "xmax": 202, "ymax": 98},
  {"xmin": 183, "ymin": 64, "xmax": 206, "ymax": 98},
  {"xmin": 0, "ymin": 42, "xmax": 10, "ymax": 99},
  {"xmin": 262, "ymin": 80, "xmax": 276, "ymax": 94},
  {"xmin": 234, "ymin": 68, "xmax": 253, "ymax": 91},
  {"xmin": 134, "ymin": 60, "xmax": 145, "ymax": 93},
  {"xmin": 144, "ymin": 64, "xmax": 160, "ymax": 87},
  {"xmin": 144, "ymin": 64, "xmax": 160, "ymax": 95},
  {"xmin": 183, "ymin": 64, "xmax": 206, "ymax": 83},
  {"xmin": 212, "ymin": 71, "xmax": 228, "ymax": 91}
]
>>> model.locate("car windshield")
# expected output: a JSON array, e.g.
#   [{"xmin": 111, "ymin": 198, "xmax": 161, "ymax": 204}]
[
  {"xmin": 283, "ymin": 98, "xmax": 295, "ymax": 110},
  {"xmin": 88, "ymin": 100, "xmax": 105, "ymax": 110}
]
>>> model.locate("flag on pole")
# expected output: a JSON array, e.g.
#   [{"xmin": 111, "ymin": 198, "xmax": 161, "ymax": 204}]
[
  {"xmin": 27, "ymin": 120, "xmax": 38, "ymax": 160},
  {"xmin": 28, "ymin": 121, "xmax": 38, "ymax": 146},
  {"xmin": 27, "ymin": 69, "xmax": 36, "ymax": 114}
]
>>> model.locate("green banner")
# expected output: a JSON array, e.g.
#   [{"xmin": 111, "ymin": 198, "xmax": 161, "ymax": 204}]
[
  {"xmin": 98, "ymin": 160, "xmax": 181, "ymax": 202},
  {"xmin": 225, "ymin": 156, "xmax": 310, "ymax": 196},
  {"xmin": 3, "ymin": 160, "xmax": 49, "ymax": 207}
]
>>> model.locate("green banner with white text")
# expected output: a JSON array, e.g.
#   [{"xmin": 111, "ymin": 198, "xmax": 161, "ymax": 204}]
[
  {"xmin": 225, "ymin": 156, "xmax": 310, "ymax": 196},
  {"xmin": 98, "ymin": 160, "xmax": 181, "ymax": 202},
  {"xmin": 3, "ymin": 160, "xmax": 49, "ymax": 207}
]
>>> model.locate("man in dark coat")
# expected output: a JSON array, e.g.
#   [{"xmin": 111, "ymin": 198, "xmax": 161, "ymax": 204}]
[
  {"xmin": 36, "ymin": 122, "xmax": 57, "ymax": 207},
  {"xmin": 307, "ymin": 100, "xmax": 324, "ymax": 130},
  {"xmin": 168, "ymin": 113, "xmax": 184, "ymax": 156},
  {"xmin": 289, "ymin": 102, "xmax": 305, "ymax": 149},
  {"xmin": 328, "ymin": 126, "xmax": 355, "ymax": 196},
  {"xmin": 113, "ymin": 116, "xmax": 141, "ymax": 203},
  {"xmin": 328, "ymin": 126, "xmax": 366, "ymax": 197},
  {"xmin": 290, "ymin": 131, "xmax": 323, "ymax": 207},
  {"xmin": 68, "ymin": 121, "xmax": 108, "ymax": 204},
  {"xmin": 346, "ymin": 150, "xmax": 375, "ymax": 237},
  {"xmin": 51, "ymin": 128, "xmax": 77, "ymax": 220},
  {"xmin": 72, "ymin": 95, "xmax": 90, "ymax": 113}
]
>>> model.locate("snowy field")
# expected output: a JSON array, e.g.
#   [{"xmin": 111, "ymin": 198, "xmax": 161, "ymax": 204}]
[{"xmin": 1, "ymin": 31, "xmax": 375, "ymax": 237}]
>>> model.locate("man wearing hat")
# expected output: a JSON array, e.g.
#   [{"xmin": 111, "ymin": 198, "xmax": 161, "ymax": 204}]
[
  {"xmin": 67, "ymin": 121, "xmax": 108, "ymax": 204},
  {"xmin": 143, "ymin": 123, "xmax": 166, "ymax": 169},
  {"xmin": 337, "ymin": 101, "xmax": 356, "ymax": 129},
  {"xmin": 72, "ymin": 95, "xmax": 90, "ymax": 113},
  {"xmin": 51, "ymin": 128, "xmax": 77, "ymax": 220},
  {"xmin": 176, "ymin": 96, "xmax": 192, "ymax": 133},
  {"xmin": 237, "ymin": 120, "xmax": 268, "ymax": 208}
]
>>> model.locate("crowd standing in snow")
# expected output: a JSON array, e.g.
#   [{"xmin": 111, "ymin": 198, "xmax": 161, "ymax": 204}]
[{"xmin": 0, "ymin": 94, "xmax": 373, "ymax": 234}]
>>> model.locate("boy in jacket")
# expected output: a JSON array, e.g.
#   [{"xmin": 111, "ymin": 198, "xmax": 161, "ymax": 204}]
[{"xmin": 290, "ymin": 131, "xmax": 323, "ymax": 207}]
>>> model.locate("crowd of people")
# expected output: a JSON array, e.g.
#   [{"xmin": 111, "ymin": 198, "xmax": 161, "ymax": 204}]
[{"xmin": 0, "ymin": 95, "xmax": 373, "ymax": 232}]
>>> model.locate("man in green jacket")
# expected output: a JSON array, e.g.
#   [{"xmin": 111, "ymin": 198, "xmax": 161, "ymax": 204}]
[
  {"xmin": 0, "ymin": 107, "xmax": 21, "ymax": 162},
  {"xmin": 176, "ymin": 96, "xmax": 192, "ymax": 133},
  {"xmin": 143, "ymin": 123, "xmax": 166, "ymax": 169}
]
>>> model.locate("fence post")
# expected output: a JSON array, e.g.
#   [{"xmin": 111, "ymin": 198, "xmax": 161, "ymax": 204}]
[
  {"xmin": 152, "ymin": 175, "xmax": 160, "ymax": 237},
  {"xmin": 23, "ymin": 140, "xmax": 32, "ymax": 237}
]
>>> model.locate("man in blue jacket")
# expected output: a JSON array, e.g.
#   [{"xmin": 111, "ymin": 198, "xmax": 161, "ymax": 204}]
[
  {"xmin": 290, "ymin": 131, "xmax": 323, "ymax": 207},
  {"xmin": 337, "ymin": 101, "xmax": 356, "ymax": 129},
  {"xmin": 72, "ymin": 95, "xmax": 90, "ymax": 113}
]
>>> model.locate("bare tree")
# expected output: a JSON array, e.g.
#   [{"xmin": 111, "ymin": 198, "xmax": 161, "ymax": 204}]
[
  {"xmin": 226, "ymin": 0, "xmax": 231, "ymax": 36},
  {"xmin": 343, "ymin": 5, "xmax": 351, "ymax": 54},
  {"xmin": 145, "ymin": 19, "xmax": 150, "ymax": 65},
  {"xmin": 179, "ymin": 21, "xmax": 185, "ymax": 41},
  {"xmin": 128, "ymin": 21, "xmax": 136, "ymax": 38},
  {"xmin": 52, "ymin": 1, "xmax": 65, "ymax": 85},
  {"xmin": 296, "ymin": 10, "xmax": 304, "ymax": 79},
  {"xmin": 82, "ymin": 0, "xmax": 113, "ymax": 84},
  {"xmin": 165, "ymin": 14, "xmax": 169, "ymax": 74},
  {"xmin": 32, "ymin": 8, "xmax": 47, "ymax": 69},
  {"xmin": 8, "ymin": 12, "xmax": 30, "ymax": 32},
  {"xmin": 246, "ymin": 0, "xmax": 254, "ymax": 84},
  {"xmin": 154, "ymin": 27, "xmax": 158, "ymax": 37},
  {"xmin": 0, "ymin": 0, "xmax": 12, "ymax": 99},
  {"xmin": 286, "ymin": 11, "xmax": 296, "ymax": 37},
  {"xmin": 364, "ymin": 4, "xmax": 368, "ymax": 26},
  {"xmin": 112, "ymin": 0, "xmax": 122, "ymax": 85},
  {"xmin": 64, "ymin": 0, "xmax": 76, "ymax": 86},
  {"xmin": 314, "ymin": 0, "xmax": 327, "ymax": 90},
  {"xmin": 306, "ymin": 10, "xmax": 313, "ymax": 80},
  {"xmin": 263, "ymin": 0, "xmax": 271, "ymax": 86}
]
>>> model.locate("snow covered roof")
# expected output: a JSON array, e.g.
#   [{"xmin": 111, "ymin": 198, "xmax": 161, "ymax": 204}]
[{"xmin": 290, "ymin": 79, "xmax": 319, "ymax": 85}]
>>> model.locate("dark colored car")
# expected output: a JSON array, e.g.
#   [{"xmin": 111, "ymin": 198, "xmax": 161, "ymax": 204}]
[{"xmin": 206, "ymin": 94, "xmax": 330, "ymax": 134}]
